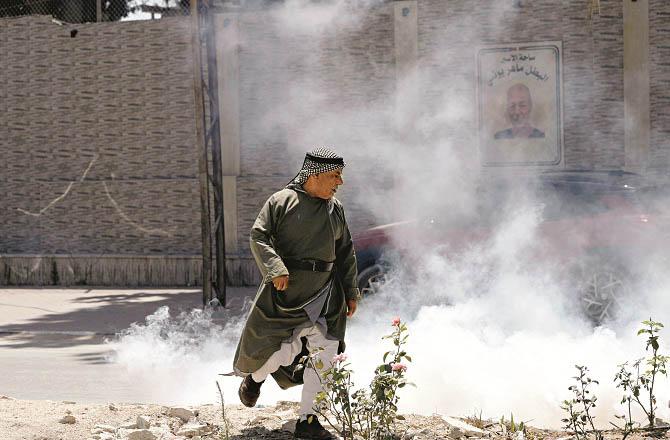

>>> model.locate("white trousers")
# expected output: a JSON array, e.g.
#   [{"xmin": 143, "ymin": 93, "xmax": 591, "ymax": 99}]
[{"xmin": 251, "ymin": 323, "xmax": 339, "ymax": 417}]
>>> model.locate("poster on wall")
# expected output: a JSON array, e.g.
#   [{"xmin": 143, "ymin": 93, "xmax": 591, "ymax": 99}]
[{"xmin": 476, "ymin": 41, "xmax": 563, "ymax": 167}]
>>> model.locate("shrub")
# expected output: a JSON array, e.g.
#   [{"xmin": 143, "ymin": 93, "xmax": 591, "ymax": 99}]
[{"xmin": 302, "ymin": 317, "xmax": 413, "ymax": 440}]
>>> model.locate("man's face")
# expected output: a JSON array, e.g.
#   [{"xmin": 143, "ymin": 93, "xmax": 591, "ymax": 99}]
[
  {"xmin": 506, "ymin": 86, "xmax": 532, "ymax": 127},
  {"xmin": 310, "ymin": 168, "xmax": 344, "ymax": 200}
]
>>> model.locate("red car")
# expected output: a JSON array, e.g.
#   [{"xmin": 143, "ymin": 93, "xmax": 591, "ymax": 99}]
[{"xmin": 353, "ymin": 171, "xmax": 670, "ymax": 323}]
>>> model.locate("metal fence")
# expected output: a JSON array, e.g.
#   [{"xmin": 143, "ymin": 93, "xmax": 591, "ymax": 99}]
[{"xmin": 0, "ymin": 0, "xmax": 190, "ymax": 23}]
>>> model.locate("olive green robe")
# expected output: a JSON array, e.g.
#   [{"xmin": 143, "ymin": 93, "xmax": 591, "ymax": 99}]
[{"xmin": 233, "ymin": 184, "xmax": 359, "ymax": 388}]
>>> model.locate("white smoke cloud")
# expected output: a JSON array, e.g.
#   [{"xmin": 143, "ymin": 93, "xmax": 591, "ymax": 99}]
[
  {"xmin": 107, "ymin": 0, "xmax": 670, "ymax": 430},
  {"xmin": 346, "ymin": 209, "xmax": 670, "ymax": 428},
  {"xmin": 107, "ymin": 306, "xmax": 251, "ymax": 405}
]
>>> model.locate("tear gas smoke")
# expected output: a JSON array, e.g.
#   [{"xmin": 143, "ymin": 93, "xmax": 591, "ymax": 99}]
[
  {"xmin": 109, "ymin": 0, "xmax": 670, "ymax": 429},
  {"xmin": 108, "ymin": 208, "xmax": 670, "ymax": 428}
]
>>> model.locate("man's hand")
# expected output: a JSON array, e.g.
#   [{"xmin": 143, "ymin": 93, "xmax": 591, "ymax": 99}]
[
  {"xmin": 272, "ymin": 275, "xmax": 289, "ymax": 291},
  {"xmin": 346, "ymin": 299, "xmax": 357, "ymax": 317}
]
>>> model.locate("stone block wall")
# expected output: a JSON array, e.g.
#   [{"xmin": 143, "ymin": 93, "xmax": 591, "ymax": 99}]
[
  {"xmin": 0, "ymin": 15, "xmax": 202, "ymax": 286},
  {"xmin": 649, "ymin": 0, "xmax": 670, "ymax": 174},
  {"xmin": 416, "ymin": 0, "xmax": 625, "ymax": 169},
  {"xmin": 3, "ymin": 1, "xmax": 670, "ymax": 286},
  {"xmin": 233, "ymin": 3, "xmax": 396, "ymax": 273}
]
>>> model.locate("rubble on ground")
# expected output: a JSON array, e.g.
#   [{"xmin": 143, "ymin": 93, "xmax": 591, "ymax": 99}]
[{"xmin": 0, "ymin": 397, "xmax": 666, "ymax": 440}]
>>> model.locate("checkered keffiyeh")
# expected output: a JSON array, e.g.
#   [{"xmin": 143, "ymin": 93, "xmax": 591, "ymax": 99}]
[{"xmin": 292, "ymin": 147, "xmax": 346, "ymax": 185}]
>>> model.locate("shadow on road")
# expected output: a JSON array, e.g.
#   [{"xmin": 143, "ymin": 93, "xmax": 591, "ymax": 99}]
[{"xmin": 0, "ymin": 288, "xmax": 253, "ymax": 353}]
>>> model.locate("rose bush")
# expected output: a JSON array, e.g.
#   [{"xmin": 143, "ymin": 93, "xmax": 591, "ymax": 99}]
[{"xmin": 301, "ymin": 318, "xmax": 413, "ymax": 439}]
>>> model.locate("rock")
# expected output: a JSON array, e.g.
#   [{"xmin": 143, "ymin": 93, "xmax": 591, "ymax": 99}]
[
  {"xmin": 62, "ymin": 400, "xmax": 76, "ymax": 404},
  {"xmin": 176, "ymin": 422, "xmax": 213, "ymax": 437},
  {"xmin": 167, "ymin": 407, "xmax": 196, "ymax": 422},
  {"xmin": 403, "ymin": 429, "xmax": 432, "ymax": 439},
  {"xmin": 109, "ymin": 403, "xmax": 118, "ymax": 411},
  {"xmin": 441, "ymin": 416, "xmax": 486, "ymax": 438},
  {"xmin": 149, "ymin": 426, "xmax": 176, "ymax": 439},
  {"xmin": 93, "ymin": 425, "xmax": 116, "ymax": 433},
  {"xmin": 59, "ymin": 415, "xmax": 77, "ymax": 424},
  {"xmin": 137, "ymin": 415, "xmax": 151, "ymax": 429},
  {"xmin": 281, "ymin": 420, "xmax": 297, "ymax": 433},
  {"xmin": 275, "ymin": 401, "xmax": 299, "ymax": 411},
  {"xmin": 120, "ymin": 420, "xmax": 138, "ymax": 429},
  {"xmin": 169, "ymin": 419, "xmax": 184, "ymax": 432},
  {"xmin": 247, "ymin": 414, "xmax": 280, "ymax": 425},
  {"xmin": 122, "ymin": 429, "xmax": 157, "ymax": 440},
  {"xmin": 0, "ymin": 395, "xmax": 14, "ymax": 400},
  {"xmin": 402, "ymin": 429, "xmax": 419, "ymax": 439}
]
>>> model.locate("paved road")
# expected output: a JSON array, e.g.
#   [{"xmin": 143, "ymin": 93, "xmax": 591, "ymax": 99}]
[{"xmin": 0, "ymin": 287, "xmax": 255, "ymax": 403}]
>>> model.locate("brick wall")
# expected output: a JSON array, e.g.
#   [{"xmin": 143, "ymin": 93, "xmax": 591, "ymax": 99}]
[
  {"xmin": 417, "ymin": 0, "xmax": 625, "ymax": 169},
  {"xmin": 0, "ymin": 15, "xmax": 202, "ymax": 285},
  {"xmin": 3, "ymin": 2, "xmax": 669, "ymax": 286},
  {"xmin": 650, "ymin": 0, "xmax": 670, "ymax": 174},
  {"xmin": 235, "ymin": 4, "xmax": 396, "ymax": 253}
]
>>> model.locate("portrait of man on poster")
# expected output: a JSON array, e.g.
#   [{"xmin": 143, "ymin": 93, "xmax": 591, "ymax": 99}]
[
  {"xmin": 494, "ymin": 83, "xmax": 545, "ymax": 140},
  {"xmin": 477, "ymin": 42, "xmax": 563, "ymax": 167}
]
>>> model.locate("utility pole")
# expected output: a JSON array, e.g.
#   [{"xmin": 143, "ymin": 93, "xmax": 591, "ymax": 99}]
[
  {"xmin": 190, "ymin": 0, "xmax": 214, "ymax": 305},
  {"xmin": 202, "ymin": 0, "xmax": 228, "ymax": 306}
]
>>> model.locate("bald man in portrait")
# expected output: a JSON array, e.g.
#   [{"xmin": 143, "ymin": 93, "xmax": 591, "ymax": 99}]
[{"xmin": 494, "ymin": 83, "xmax": 545, "ymax": 140}]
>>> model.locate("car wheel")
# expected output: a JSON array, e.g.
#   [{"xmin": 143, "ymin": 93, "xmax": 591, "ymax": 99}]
[
  {"xmin": 574, "ymin": 260, "xmax": 630, "ymax": 323},
  {"xmin": 358, "ymin": 264, "xmax": 389, "ymax": 297}
]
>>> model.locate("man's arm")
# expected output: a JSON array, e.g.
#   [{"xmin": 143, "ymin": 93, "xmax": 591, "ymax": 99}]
[
  {"xmin": 334, "ymin": 207, "xmax": 360, "ymax": 316},
  {"xmin": 250, "ymin": 195, "xmax": 289, "ymax": 286}
]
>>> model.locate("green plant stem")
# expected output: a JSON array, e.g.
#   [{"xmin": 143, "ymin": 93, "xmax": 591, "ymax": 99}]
[
  {"xmin": 649, "ymin": 350, "xmax": 658, "ymax": 425},
  {"xmin": 633, "ymin": 361, "xmax": 653, "ymax": 423},
  {"xmin": 577, "ymin": 374, "xmax": 599, "ymax": 439}
]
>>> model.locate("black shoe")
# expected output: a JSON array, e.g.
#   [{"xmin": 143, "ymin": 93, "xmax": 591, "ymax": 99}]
[
  {"xmin": 294, "ymin": 415, "xmax": 334, "ymax": 439},
  {"xmin": 238, "ymin": 375, "xmax": 263, "ymax": 407}
]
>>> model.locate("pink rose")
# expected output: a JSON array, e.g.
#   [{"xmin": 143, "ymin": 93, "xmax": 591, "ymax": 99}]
[
  {"xmin": 391, "ymin": 362, "xmax": 407, "ymax": 372},
  {"xmin": 391, "ymin": 317, "xmax": 401, "ymax": 327},
  {"xmin": 332, "ymin": 353, "xmax": 348, "ymax": 363}
]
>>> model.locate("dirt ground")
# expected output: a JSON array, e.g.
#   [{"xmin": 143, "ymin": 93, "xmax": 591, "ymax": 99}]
[
  {"xmin": 3, "ymin": 394, "xmax": 666, "ymax": 440},
  {"xmin": 0, "ymin": 395, "xmax": 514, "ymax": 440}
]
